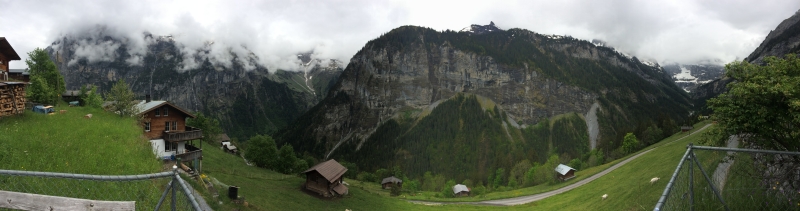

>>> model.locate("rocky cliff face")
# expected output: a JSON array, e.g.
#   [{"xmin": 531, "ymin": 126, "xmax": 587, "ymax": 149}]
[
  {"xmin": 746, "ymin": 9, "xmax": 800, "ymax": 64},
  {"xmin": 280, "ymin": 25, "xmax": 691, "ymax": 159},
  {"xmin": 47, "ymin": 32, "xmax": 342, "ymax": 140}
]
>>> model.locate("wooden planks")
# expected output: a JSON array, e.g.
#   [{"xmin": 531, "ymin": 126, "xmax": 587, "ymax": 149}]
[
  {"xmin": 0, "ymin": 83, "xmax": 26, "ymax": 117},
  {"xmin": 0, "ymin": 190, "xmax": 135, "ymax": 211}
]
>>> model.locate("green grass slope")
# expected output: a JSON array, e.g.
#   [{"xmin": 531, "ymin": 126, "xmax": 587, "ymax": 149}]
[
  {"xmin": 200, "ymin": 121, "xmax": 713, "ymax": 211},
  {"xmin": 526, "ymin": 121, "xmax": 714, "ymax": 210},
  {"xmin": 0, "ymin": 104, "xmax": 160, "ymax": 174}
]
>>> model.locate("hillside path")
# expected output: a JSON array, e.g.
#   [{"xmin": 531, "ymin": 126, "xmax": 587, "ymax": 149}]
[{"xmin": 409, "ymin": 124, "xmax": 712, "ymax": 206}]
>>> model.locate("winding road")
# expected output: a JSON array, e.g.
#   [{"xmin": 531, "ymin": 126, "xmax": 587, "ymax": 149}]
[{"xmin": 410, "ymin": 124, "xmax": 712, "ymax": 206}]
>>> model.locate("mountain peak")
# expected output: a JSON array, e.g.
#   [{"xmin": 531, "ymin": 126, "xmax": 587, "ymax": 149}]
[{"xmin": 460, "ymin": 21, "xmax": 502, "ymax": 35}]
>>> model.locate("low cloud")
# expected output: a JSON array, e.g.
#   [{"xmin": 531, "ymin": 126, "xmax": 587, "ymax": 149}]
[{"xmin": 2, "ymin": 0, "xmax": 799, "ymax": 70}]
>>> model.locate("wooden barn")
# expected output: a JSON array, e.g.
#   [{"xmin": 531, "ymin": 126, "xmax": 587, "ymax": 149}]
[
  {"xmin": 302, "ymin": 159, "xmax": 348, "ymax": 197},
  {"xmin": 136, "ymin": 95, "xmax": 203, "ymax": 174},
  {"xmin": 555, "ymin": 164, "xmax": 576, "ymax": 181},
  {"xmin": 381, "ymin": 176, "xmax": 403, "ymax": 189},
  {"xmin": 453, "ymin": 184, "xmax": 470, "ymax": 197},
  {"xmin": 681, "ymin": 126, "xmax": 694, "ymax": 132},
  {"xmin": 0, "ymin": 82, "xmax": 27, "ymax": 117}
]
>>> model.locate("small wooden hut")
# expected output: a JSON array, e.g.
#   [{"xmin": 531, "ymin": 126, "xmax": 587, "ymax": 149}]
[
  {"xmin": 555, "ymin": 164, "xmax": 576, "ymax": 181},
  {"xmin": 303, "ymin": 159, "xmax": 348, "ymax": 197},
  {"xmin": 453, "ymin": 184, "xmax": 470, "ymax": 197},
  {"xmin": 381, "ymin": 176, "xmax": 403, "ymax": 189}
]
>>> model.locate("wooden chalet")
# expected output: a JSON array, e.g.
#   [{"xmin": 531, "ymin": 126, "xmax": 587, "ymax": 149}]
[
  {"xmin": 555, "ymin": 164, "xmax": 576, "ymax": 181},
  {"xmin": 453, "ymin": 184, "xmax": 470, "ymax": 197},
  {"xmin": 381, "ymin": 176, "xmax": 403, "ymax": 189},
  {"xmin": 302, "ymin": 159, "xmax": 349, "ymax": 197},
  {"xmin": 136, "ymin": 95, "xmax": 203, "ymax": 173},
  {"xmin": 0, "ymin": 37, "xmax": 21, "ymax": 81},
  {"xmin": 0, "ymin": 38, "xmax": 26, "ymax": 117}
]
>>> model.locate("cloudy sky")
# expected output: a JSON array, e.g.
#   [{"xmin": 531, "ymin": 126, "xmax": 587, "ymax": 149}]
[{"xmin": 2, "ymin": 0, "xmax": 799, "ymax": 70}]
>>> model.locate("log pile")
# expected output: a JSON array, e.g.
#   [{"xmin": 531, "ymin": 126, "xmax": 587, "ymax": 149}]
[{"xmin": 0, "ymin": 83, "xmax": 27, "ymax": 117}]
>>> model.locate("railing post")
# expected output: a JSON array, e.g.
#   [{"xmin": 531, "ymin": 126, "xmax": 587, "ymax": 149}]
[
  {"xmin": 689, "ymin": 143, "xmax": 694, "ymax": 211},
  {"xmin": 171, "ymin": 164, "xmax": 177, "ymax": 211}
]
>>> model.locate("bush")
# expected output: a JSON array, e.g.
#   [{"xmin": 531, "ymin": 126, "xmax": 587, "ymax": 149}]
[
  {"xmin": 357, "ymin": 172, "xmax": 377, "ymax": 183},
  {"xmin": 441, "ymin": 179, "xmax": 456, "ymax": 198},
  {"xmin": 244, "ymin": 135, "xmax": 278, "ymax": 169},
  {"xmin": 390, "ymin": 183, "xmax": 403, "ymax": 196},
  {"xmin": 622, "ymin": 133, "xmax": 639, "ymax": 154}
]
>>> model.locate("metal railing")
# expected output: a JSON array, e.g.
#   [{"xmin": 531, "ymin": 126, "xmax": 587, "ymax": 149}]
[
  {"xmin": 655, "ymin": 142, "xmax": 800, "ymax": 211},
  {"xmin": 0, "ymin": 165, "xmax": 204, "ymax": 210}
]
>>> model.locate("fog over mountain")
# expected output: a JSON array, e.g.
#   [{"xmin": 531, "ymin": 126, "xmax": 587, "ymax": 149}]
[{"xmin": 2, "ymin": 0, "xmax": 799, "ymax": 71}]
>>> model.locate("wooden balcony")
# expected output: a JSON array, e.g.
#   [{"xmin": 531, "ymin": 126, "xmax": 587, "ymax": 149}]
[
  {"xmin": 177, "ymin": 149, "xmax": 202, "ymax": 161},
  {"xmin": 163, "ymin": 126, "xmax": 203, "ymax": 142}
]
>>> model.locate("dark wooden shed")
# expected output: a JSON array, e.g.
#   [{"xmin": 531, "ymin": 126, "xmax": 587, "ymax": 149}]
[
  {"xmin": 555, "ymin": 164, "xmax": 576, "ymax": 181},
  {"xmin": 303, "ymin": 159, "xmax": 348, "ymax": 197}
]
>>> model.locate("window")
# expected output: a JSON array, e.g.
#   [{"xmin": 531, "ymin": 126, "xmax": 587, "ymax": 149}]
[
  {"xmin": 172, "ymin": 121, "xmax": 177, "ymax": 131},
  {"xmin": 165, "ymin": 142, "xmax": 177, "ymax": 152},
  {"xmin": 155, "ymin": 108, "xmax": 160, "ymax": 117},
  {"xmin": 144, "ymin": 122, "xmax": 150, "ymax": 132},
  {"xmin": 163, "ymin": 107, "xmax": 169, "ymax": 116},
  {"xmin": 165, "ymin": 121, "xmax": 170, "ymax": 132}
]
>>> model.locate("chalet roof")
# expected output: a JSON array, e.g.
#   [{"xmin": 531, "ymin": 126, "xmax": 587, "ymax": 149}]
[
  {"xmin": 555, "ymin": 164, "xmax": 576, "ymax": 176},
  {"xmin": 135, "ymin": 100, "xmax": 196, "ymax": 118},
  {"xmin": 381, "ymin": 176, "xmax": 402, "ymax": 185},
  {"xmin": 302, "ymin": 159, "xmax": 348, "ymax": 183},
  {"xmin": 0, "ymin": 38, "xmax": 21, "ymax": 60},
  {"xmin": 453, "ymin": 184, "xmax": 469, "ymax": 194}
]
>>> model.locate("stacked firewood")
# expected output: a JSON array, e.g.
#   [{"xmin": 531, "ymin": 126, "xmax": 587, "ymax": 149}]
[{"xmin": 0, "ymin": 84, "xmax": 26, "ymax": 117}]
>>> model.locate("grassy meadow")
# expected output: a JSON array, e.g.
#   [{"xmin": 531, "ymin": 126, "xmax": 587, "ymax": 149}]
[
  {"xmin": 0, "ymin": 103, "xmax": 166, "ymax": 207},
  {"xmin": 0, "ymin": 103, "xmax": 161, "ymax": 174}
]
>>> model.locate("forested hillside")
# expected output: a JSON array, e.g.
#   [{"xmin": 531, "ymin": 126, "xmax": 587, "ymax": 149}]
[{"xmin": 278, "ymin": 25, "xmax": 691, "ymax": 184}]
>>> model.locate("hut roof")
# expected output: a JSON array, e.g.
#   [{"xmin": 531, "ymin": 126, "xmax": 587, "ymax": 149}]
[
  {"xmin": 453, "ymin": 184, "xmax": 469, "ymax": 194},
  {"xmin": 135, "ymin": 100, "xmax": 196, "ymax": 118},
  {"xmin": 555, "ymin": 164, "xmax": 576, "ymax": 176},
  {"xmin": 302, "ymin": 159, "xmax": 348, "ymax": 183},
  {"xmin": 381, "ymin": 176, "xmax": 403, "ymax": 185}
]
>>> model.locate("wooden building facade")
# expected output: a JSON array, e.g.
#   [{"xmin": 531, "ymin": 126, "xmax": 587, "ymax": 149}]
[
  {"xmin": 136, "ymin": 96, "xmax": 203, "ymax": 173},
  {"xmin": 303, "ymin": 159, "xmax": 349, "ymax": 197}
]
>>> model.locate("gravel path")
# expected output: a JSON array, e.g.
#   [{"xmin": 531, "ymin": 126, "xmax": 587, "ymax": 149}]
[
  {"xmin": 712, "ymin": 135, "xmax": 739, "ymax": 192},
  {"xmin": 409, "ymin": 124, "xmax": 712, "ymax": 206}
]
